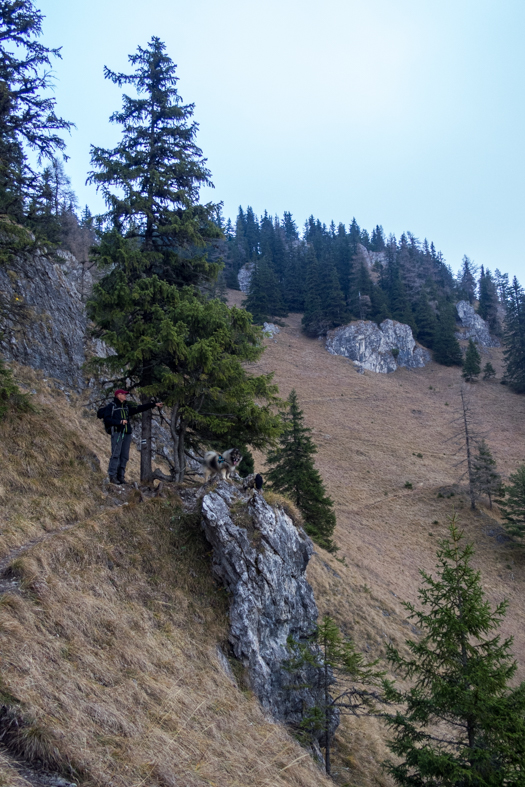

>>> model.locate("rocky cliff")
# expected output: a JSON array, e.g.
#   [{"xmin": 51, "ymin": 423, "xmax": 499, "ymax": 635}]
[
  {"xmin": 199, "ymin": 481, "xmax": 329, "ymax": 732},
  {"xmin": 0, "ymin": 249, "xmax": 102, "ymax": 390},
  {"xmin": 326, "ymin": 318, "xmax": 431, "ymax": 373},
  {"xmin": 455, "ymin": 300, "xmax": 500, "ymax": 347}
]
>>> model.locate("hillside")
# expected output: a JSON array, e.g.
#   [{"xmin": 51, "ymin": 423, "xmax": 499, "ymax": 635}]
[
  {"xmin": 228, "ymin": 289, "xmax": 525, "ymax": 784},
  {"xmin": 1, "ymin": 302, "xmax": 524, "ymax": 786},
  {"xmin": 0, "ymin": 366, "xmax": 333, "ymax": 787}
]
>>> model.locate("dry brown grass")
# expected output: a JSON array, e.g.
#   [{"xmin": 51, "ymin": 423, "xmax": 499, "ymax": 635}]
[
  {"xmin": 0, "ymin": 376, "xmax": 332, "ymax": 786},
  {"xmin": 0, "ymin": 496, "xmax": 333, "ymax": 787},
  {"xmin": 2, "ymin": 305, "xmax": 525, "ymax": 787},
  {"xmin": 227, "ymin": 294, "xmax": 525, "ymax": 786}
]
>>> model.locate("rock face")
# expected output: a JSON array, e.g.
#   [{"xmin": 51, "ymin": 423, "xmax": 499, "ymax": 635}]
[
  {"xmin": 0, "ymin": 249, "xmax": 100, "ymax": 389},
  {"xmin": 237, "ymin": 262, "xmax": 254, "ymax": 293},
  {"xmin": 263, "ymin": 322, "xmax": 280, "ymax": 337},
  {"xmin": 326, "ymin": 318, "xmax": 431, "ymax": 373},
  {"xmin": 356, "ymin": 242, "xmax": 386, "ymax": 270},
  {"xmin": 200, "ymin": 482, "xmax": 327, "ymax": 727},
  {"xmin": 455, "ymin": 300, "xmax": 500, "ymax": 347}
]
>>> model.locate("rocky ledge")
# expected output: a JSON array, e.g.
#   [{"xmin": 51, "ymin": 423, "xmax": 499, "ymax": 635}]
[
  {"xmin": 200, "ymin": 481, "xmax": 326, "ymax": 728},
  {"xmin": 326, "ymin": 318, "xmax": 431, "ymax": 374}
]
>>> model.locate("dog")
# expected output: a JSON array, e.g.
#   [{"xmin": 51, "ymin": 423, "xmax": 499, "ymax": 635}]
[{"xmin": 203, "ymin": 448, "xmax": 243, "ymax": 482}]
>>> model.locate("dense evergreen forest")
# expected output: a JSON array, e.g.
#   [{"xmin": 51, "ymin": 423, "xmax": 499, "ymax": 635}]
[{"xmin": 222, "ymin": 208, "xmax": 512, "ymax": 357}]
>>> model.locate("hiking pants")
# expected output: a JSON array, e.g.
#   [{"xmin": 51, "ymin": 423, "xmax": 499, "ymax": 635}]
[{"xmin": 108, "ymin": 432, "xmax": 132, "ymax": 479}]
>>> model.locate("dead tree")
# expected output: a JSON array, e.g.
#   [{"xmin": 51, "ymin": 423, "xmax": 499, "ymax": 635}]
[{"xmin": 448, "ymin": 385, "xmax": 485, "ymax": 510}]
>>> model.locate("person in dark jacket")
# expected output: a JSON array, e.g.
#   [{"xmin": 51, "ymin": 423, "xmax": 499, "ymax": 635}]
[{"xmin": 103, "ymin": 389, "xmax": 163, "ymax": 484}]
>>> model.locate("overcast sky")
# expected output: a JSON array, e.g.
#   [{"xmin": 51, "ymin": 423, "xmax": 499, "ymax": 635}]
[{"xmin": 37, "ymin": 0, "xmax": 525, "ymax": 282}]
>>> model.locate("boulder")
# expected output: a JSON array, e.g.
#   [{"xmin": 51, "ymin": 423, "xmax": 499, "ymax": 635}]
[
  {"xmin": 455, "ymin": 301, "xmax": 500, "ymax": 347},
  {"xmin": 326, "ymin": 319, "xmax": 431, "ymax": 373}
]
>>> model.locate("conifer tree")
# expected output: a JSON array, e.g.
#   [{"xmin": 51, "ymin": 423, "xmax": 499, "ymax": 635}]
[
  {"xmin": 497, "ymin": 465, "xmax": 525, "ymax": 540},
  {"xmin": 502, "ymin": 277, "xmax": 525, "ymax": 393},
  {"xmin": 243, "ymin": 256, "xmax": 286, "ymax": 324},
  {"xmin": 90, "ymin": 273, "xmax": 281, "ymax": 482},
  {"xmin": 302, "ymin": 246, "xmax": 326, "ymax": 336},
  {"xmin": 266, "ymin": 389, "xmax": 337, "ymax": 552},
  {"xmin": 413, "ymin": 291, "xmax": 436, "ymax": 348},
  {"xmin": 477, "ymin": 267, "xmax": 499, "ymax": 334},
  {"xmin": 0, "ymin": 357, "xmax": 33, "ymax": 418},
  {"xmin": 483, "ymin": 361, "xmax": 496, "ymax": 380},
  {"xmin": 384, "ymin": 517, "xmax": 525, "ymax": 786},
  {"xmin": 286, "ymin": 615, "xmax": 382, "ymax": 775},
  {"xmin": 458, "ymin": 255, "xmax": 477, "ymax": 303},
  {"xmin": 0, "ymin": 0, "xmax": 72, "ymax": 248},
  {"xmin": 433, "ymin": 302, "xmax": 463, "ymax": 366},
  {"xmin": 87, "ymin": 38, "xmax": 231, "ymax": 480},
  {"xmin": 471, "ymin": 439, "xmax": 501, "ymax": 509},
  {"xmin": 462, "ymin": 338, "xmax": 481, "ymax": 382}
]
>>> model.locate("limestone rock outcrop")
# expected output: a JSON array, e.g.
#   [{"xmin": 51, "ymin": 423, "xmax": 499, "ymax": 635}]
[
  {"xmin": 238, "ymin": 262, "xmax": 254, "ymax": 293},
  {"xmin": 200, "ymin": 481, "xmax": 327, "ymax": 728},
  {"xmin": 326, "ymin": 318, "xmax": 431, "ymax": 373},
  {"xmin": 0, "ymin": 249, "xmax": 101, "ymax": 390},
  {"xmin": 455, "ymin": 300, "xmax": 500, "ymax": 347}
]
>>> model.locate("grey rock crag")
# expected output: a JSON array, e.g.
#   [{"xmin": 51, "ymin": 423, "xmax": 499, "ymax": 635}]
[
  {"xmin": 237, "ymin": 262, "xmax": 254, "ymax": 293},
  {"xmin": 0, "ymin": 249, "xmax": 103, "ymax": 389},
  {"xmin": 326, "ymin": 318, "xmax": 431, "ymax": 374},
  {"xmin": 455, "ymin": 300, "xmax": 500, "ymax": 347},
  {"xmin": 200, "ymin": 481, "xmax": 328, "ymax": 728}
]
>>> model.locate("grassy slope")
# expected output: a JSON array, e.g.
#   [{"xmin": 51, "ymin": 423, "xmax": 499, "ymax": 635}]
[
  {"xmin": 227, "ymin": 291, "xmax": 525, "ymax": 786},
  {"xmin": 2, "ymin": 300, "xmax": 525, "ymax": 786},
  {"xmin": 0, "ymin": 366, "xmax": 333, "ymax": 787}
]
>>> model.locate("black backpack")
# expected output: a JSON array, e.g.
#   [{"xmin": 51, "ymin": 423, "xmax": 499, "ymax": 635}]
[{"xmin": 97, "ymin": 403, "xmax": 115, "ymax": 435}]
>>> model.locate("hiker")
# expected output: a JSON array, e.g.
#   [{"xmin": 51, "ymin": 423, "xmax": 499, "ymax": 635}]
[{"xmin": 102, "ymin": 390, "xmax": 163, "ymax": 485}]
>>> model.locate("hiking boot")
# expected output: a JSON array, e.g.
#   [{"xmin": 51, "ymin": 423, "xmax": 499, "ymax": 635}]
[
  {"xmin": 117, "ymin": 476, "xmax": 129, "ymax": 485},
  {"xmin": 109, "ymin": 476, "xmax": 121, "ymax": 485}
]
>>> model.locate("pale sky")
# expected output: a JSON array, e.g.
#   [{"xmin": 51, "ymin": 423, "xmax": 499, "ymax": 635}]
[{"xmin": 36, "ymin": 0, "xmax": 525, "ymax": 283}]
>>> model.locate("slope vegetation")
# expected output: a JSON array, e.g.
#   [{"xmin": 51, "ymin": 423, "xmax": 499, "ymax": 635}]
[
  {"xmin": 0, "ymin": 367, "xmax": 332, "ymax": 787},
  {"xmin": 227, "ymin": 292, "xmax": 525, "ymax": 785}
]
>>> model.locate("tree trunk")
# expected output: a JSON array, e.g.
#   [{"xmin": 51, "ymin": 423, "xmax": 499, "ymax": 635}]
[
  {"xmin": 460, "ymin": 387, "xmax": 476, "ymax": 510},
  {"xmin": 178, "ymin": 423, "xmax": 186, "ymax": 483},
  {"xmin": 170, "ymin": 404, "xmax": 185, "ymax": 483},
  {"xmin": 140, "ymin": 398, "xmax": 153, "ymax": 482}
]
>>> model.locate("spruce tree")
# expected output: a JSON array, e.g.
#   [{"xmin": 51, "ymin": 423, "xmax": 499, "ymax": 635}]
[
  {"xmin": 462, "ymin": 338, "xmax": 481, "ymax": 382},
  {"xmin": 502, "ymin": 277, "xmax": 525, "ymax": 393},
  {"xmin": 89, "ymin": 272, "xmax": 281, "ymax": 482},
  {"xmin": 286, "ymin": 615, "xmax": 382, "ymax": 775},
  {"xmin": 87, "ymin": 38, "xmax": 224, "ymax": 480},
  {"xmin": 384, "ymin": 516, "xmax": 525, "ymax": 786},
  {"xmin": 483, "ymin": 362, "xmax": 496, "ymax": 380},
  {"xmin": 458, "ymin": 255, "xmax": 477, "ymax": 304},
  {"xmin": 0, "ymin": 357, "xmax": 33, "ymax": 418},
  {"xmin": 471, "ymin": 439, "xmax": 501, "ymax": 509},
  {"xmin": 497, "ymin": 465, "xmax": 525, "ymax": 540},
  {"xmin": 477, "ymin": 268, "xmax": 499, "ymax": 334},
  {"xmin": 302, "ymin": 246, "xmax": 326, "ymax": 337},
  {"xmin": 0, "ymin": 0, "xmax": 72, "ymax": 248},
  {"xmin": 243, "ymin": 256, "xmax": 286, "ymax": 324},
  {"xmin": 433, "ymin": 302, "xmax": 463, "ymax": 366},
  {"xmin": 266, "ymin": 390, "xmax": 337, "ymax": 552},
  {"xmin": 413, "ymin": 291, "xmax": 436, "ymax": 349}
]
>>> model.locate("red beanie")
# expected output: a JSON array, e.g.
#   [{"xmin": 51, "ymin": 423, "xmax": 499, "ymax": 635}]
[{"xmin": 114, "ymin": 389, "xmax": 129, "ymax": 396}]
